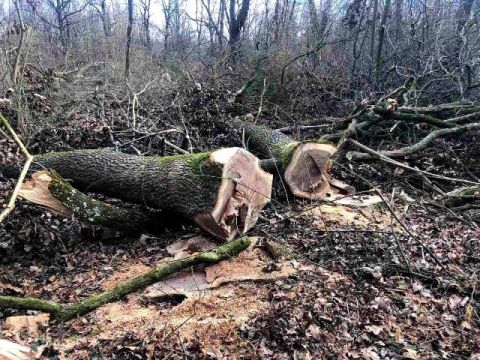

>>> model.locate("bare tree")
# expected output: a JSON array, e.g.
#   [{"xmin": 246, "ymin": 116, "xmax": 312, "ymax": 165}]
[
  {"xmin": 375, "ymin": 0, "xmax": 391, "ymax": 81},
  {"xmin": 228, "ymin": 0, "xmax": 250, "ymax": 62},
  {"xmin": 37, "ymin": 0, "xmax": 93, "ymax": 50},
  {"xmin": 140, "ymin": 0, "xmax": 152, "ymax": 49},
  {"xmin": 125, "ymin": 0, "xmax": 133, "ymax": 79},
  {"xmin": 368, "ymin": 0, "xmax": 378, "ymax": 83},
  {"xmin": 11, "ymin": 0, "xmax": 28, "ymax": 84},
  {"xmin": 91, "ymin": 0, "xmax": 111, "ymax": 37}
]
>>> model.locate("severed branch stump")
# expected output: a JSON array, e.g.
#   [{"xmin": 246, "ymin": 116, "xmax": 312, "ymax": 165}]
[{"xmin": 21, "ymin": 148, "xmax": 272, "ymax": 240}]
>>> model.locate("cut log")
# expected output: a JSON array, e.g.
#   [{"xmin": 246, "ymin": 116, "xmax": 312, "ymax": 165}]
[
  {"xmin": 226, "ymin": 116, "xmax": 354, "ymax": 200},
  {"xmin": 28, "ymin": 148, "xmax": 272, "ymax": 240}
]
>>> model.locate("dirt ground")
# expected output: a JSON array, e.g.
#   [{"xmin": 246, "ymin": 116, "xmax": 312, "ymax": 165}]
[{"xmin": 1, "ymin": 192, "xmax": 479, "ymax": 359}]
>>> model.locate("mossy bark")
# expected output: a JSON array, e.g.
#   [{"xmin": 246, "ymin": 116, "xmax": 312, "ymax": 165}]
[
  {"xmin": 227, "ymin": 117, "xmax": 330, "ymax": 171},
  {"xmin": 44, "ymin": 170, "xmax": 164, "ymax": 232},
  {"xmin": 0, "ymin": 237, "xmax": 252, "ymax": 322},
  {"xmin": 31, "ymin": 149, "xmax": 223, "ymax": 221},
  {"xmin": 445, "ymin": 185, "xmax": 480, "ymax": 206}
]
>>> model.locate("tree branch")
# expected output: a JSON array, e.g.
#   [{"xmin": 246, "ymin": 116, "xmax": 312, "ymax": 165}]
[{"xmin": 0, "ymin": 237, "xmax": 252, "ymax": 322}]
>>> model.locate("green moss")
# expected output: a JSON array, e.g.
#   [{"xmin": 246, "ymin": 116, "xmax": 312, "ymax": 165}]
[{"xmin": 279, "ymin": 142, "xmax": 299, "ymax": 170}]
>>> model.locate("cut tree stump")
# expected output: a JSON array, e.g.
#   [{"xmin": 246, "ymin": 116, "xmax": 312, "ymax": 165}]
[
  {"xmin": 26, "ymin": 148, "xmax": 272, "ymax": 240},
  {"xmin": 226, "ymin": 116, "xmax": 354, "ymax": 200}
]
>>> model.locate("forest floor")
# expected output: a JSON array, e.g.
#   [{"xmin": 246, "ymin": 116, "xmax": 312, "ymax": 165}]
[{"xmin": 0, "ymin": 76, "xmax": 480, "ymax": 359}]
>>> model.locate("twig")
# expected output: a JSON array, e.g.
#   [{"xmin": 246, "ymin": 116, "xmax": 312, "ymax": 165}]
[
  {"xmin": 164, "ymin": 139, "xmax": 189, "ymax": 154},
  {"xmin": 0, "ymin": 112, "xmax": 33, "ymax": 223},
  {"xmin": 254, "ymin": 78, "xmax": 267, "ymax": 124}
]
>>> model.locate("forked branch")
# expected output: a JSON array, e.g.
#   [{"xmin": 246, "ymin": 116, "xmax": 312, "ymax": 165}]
[{"xmin": 0, "ymin": 113, "xmax": 33, "ymax": 223}]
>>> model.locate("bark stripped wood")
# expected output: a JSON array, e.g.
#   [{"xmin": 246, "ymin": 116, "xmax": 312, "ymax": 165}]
[
  {"xmin": 18, "ymin": 171, "xmax": 164, "ymax": 233},
  {"xmin": 0, "ymin": 113, "xmax": 33, "ymax": 223},
  {"xmin": 0, "ymin": 237, "xmax": 251, "ymax": 322},
  {"xmin": 226, "ymin": 117, "xmax": 354, "ymax": 199},
  {"xmin": 0, "ymin": 339, "xmax": 31, "ymax": 360},
  {"xmin": 29, "ymin": 148, "xmax": 272, "ymax": 240}
]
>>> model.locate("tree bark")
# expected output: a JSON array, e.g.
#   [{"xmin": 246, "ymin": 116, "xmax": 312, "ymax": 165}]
[
  {"xmin": 125, "ymin": 0, "xmax": 134, "ymax": 79},
  {"xmin": 228, "ymin": 0, "xmax": 250, "ymax": 62},
  {"xmin": 368, "ymin": 0, "xmax": 379, "ymax": 83},
  {"xmin": 28, "ymin": 148, "xmax": 272, "ymax": 240},
  {"xmin": 375, "ymin": 0, "xmax": 391, "ymax": 81},
  {"xmin": 11, "ymin": 0, "xmax": 27, "ymax": 85}
]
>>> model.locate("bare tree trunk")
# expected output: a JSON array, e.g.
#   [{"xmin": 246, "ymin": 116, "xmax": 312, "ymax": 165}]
[
  {"xmin": 140, "ymin": 0, "xmax": 152, "ymax": 49},
  {"xmin": 375, "ymin": 0, "xmax": 391, "ymax": 81},
  {"xmin": 100, "ymin": 0, "xmax": 111, "ymax": 37},
  {"xmin": 368, "ymin": 0, "xmax": 378, "ymax": 84},
  {"xmin": 393, "ymin": 0, "xmax": 402, "ymax": 41},
  {"xmin": 307, "ymin": 0, "xmax": 320, "ymax": 66},
  {"xmin": 318, "ymin": 0, "xmax": 332, "ymax": 38},
  {"xmin": 228, "ymin": 0, "xmax": 250, "ymax": 63},
  {"xmin": 125, "ymin": 0, "xmax": 134, "ymax": 79},
  {"xmin": 456, "ymin": 0, "xmax": 474, "ymax": 32},
  {"xmin": 11, "ymin": 0, "xmax": 27, "ymax": 85},
  {"xmin": 218, "ymin": 0, "xmax": 225, "ymax": 48}
]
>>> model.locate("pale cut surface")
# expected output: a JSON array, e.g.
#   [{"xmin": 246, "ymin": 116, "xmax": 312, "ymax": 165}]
[
  {"xmin": 284, "ymin": 143, "xmax": 337, "ymax": 200},
  {"xmin": 0, "ymin": 339, "xmax": 32, "ymax": 360},
  {"xmin": 18, "ymin": 172, "xmax": 73, "ymax": 216},
  {"xmin": 195, "ymin": 147, "xmax": 273, "ymax": 240}
]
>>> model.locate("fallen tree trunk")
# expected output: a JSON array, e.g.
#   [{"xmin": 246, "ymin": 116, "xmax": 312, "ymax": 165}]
[
  {"xmin": 226, "ymin": 117, "xmax": 354, "ymax": 200},
  {"xmin": 25, "ymin": 148, "xmax": 272, "ymax": 240},
  {"xmin": 0, "ymin": 237, "xmax": 251, "ymax": 322}
]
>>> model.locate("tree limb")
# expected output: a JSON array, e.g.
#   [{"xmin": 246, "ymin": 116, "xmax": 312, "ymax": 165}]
[
  {"xmin": 0, "ymin": 237, "xmax": 251, "ymax": 322},
  {"xmin": 347, "ymin": 122, "xmax": 480, "ymax": 160}
]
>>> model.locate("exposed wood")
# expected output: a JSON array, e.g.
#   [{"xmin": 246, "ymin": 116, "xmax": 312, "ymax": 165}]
[
  {"xmin": 0, "ymin": 237, "xmax": 252, "ymax": 322},
  {"xmin": 225, "ymin": 117, "xmax": 353, "ymax": 200},
  {"xmin": 18, "ymin": 171, "xmax": 164, "ymax": 233},
  {"xmin": 283, "ymin": 142, "xmax": 336, "ymax": 199},
  {"xmin": 0, "ymin": 339, "xmax": 31, "ymax": 360},
  {"xmin": 29, "ymin": 148, "xmax": 272, "ymax": 240}
]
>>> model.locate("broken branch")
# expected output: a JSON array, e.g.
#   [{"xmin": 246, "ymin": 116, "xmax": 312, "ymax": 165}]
[
  {"xmin": 0, "ymin": 113, "xmax": 33, "ymax": 223},
  {"xmin": 0, "ymin": 237, "xmax": 252, "ymax": 322}
]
